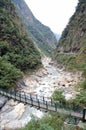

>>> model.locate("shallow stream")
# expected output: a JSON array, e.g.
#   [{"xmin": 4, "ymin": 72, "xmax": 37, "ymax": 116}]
[{"xmin": 0, "ymin": 57, "xmax": 82, "ymax": 130}]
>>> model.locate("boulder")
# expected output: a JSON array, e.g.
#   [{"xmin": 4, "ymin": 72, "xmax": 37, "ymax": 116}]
[
  {"xmin": 14, "ymin": 103, "xmax": 25, "ymax": 117},
  {"xmin": 1, "ymin": 103, "xmax": 25, "ymax": 122}
]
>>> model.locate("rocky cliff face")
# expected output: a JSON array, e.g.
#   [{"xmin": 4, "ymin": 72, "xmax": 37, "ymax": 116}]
[
  {"xmin": 57, "ymin": 0, "xmax": 86, "ymax": 54},
  {"xmin": 54, "ymin": 0, "xmax": 86, "ymax": 75},
  {"xmin": 12, "ymin": 0, "xmax": 57, "ymax": 55}
]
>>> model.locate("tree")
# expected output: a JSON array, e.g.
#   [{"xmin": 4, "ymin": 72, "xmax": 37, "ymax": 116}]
[{"xmin": 0, "ymin": 57, "xmax": 23, "ymax": 88}]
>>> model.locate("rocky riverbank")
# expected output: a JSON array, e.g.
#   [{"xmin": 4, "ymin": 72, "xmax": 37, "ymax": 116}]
[
  {"xmin": 19, "ymin": 57, "xmax": 82, "ymax": 100},
  {"xmin": 0, "ymin": 57, "xmax": 82, "ymax": 130},
  {"xmin": 0, "ymin": 98, "xmax": 43, "ymax": 130}
]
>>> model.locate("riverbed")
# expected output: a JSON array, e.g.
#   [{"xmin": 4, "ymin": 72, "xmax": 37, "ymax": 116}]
[
  {"xmin": 0, "ymin": 56, "xmax": 82, "ymax": 130},
  {"xmin": 20, "ymin": 56, "xmax": 81, "ymax": 100}
]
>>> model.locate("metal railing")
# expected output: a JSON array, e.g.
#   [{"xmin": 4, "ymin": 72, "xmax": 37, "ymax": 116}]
[{"xmin": 0, "ymin": 88, "xmax": 85, "ymax": 122}]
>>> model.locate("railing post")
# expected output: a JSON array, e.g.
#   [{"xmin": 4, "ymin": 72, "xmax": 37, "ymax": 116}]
[
  {"xmin": 30, "ymin": 94, "xmax": 33, "ymax": 107},
  {"xmin": 74, "ymin": 117, "xmax": 78, "ymax": 125},
  {"xmin": 43, "ymin": 96, "xmax": 45, "ymax": 104},
  {"xmin": 45, "ymin": 101, "xmax": 48, "ymax": 112},
  {"xmin": 37, "ymin": 99, "xmax": 40, "ymax": 109},
  {"xmin": 19, "ymin": 92, "xmax": 21, "ymax": 101},
  {"xmin": 24, "ymin": 92, "xmax": 27, "ymax": 103},
  {"xmin": 51, "ymin": 98, "xmax": 53, "ymax": 106},
  {"xmin": 7, "ymin": 91, "xmax": 9, "ymax": 99},
  {"xmin": 82, "ymin": 108, "xmax": 86, "ymax": 122},
  {"xmin": 30, "ymin": 93, "xmax": 32, "ymax": 99},
  {"xmin": 31, "ymin": 98, "xmax": 33, "ymax": 107},
  {"xmin": 60, "ymin": 101, "xmax": 62, "ymax": 108},
  {"xmin": 55, "ymin": 103, "xmax": 57, "ymax": 111},
  {"xmin": 14, "ymin": 90, "xmax": 16, "ymax": 100},
  {"xmin": 9, "ymin": 90, "xmax": 11, "ymax": 99}
]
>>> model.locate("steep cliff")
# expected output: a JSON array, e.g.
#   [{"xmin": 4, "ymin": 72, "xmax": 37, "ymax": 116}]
[
  {"xmin": 55, "ymin": 0, "xmax": 86, "ymax": 109},
  {"xmin": 57, "ymin": 0, "xmax": 86, "ymax": 53},
  {"xmin": 55, "ymin": 0, "xmax": 86, "ymax": 71},
  {"xmin": 12, "ymin": 0, "xmax": 57, "ymax": 55},
  {"xmin": 0, "ymin": 0, "xmax": 41, "ymax": 88}
]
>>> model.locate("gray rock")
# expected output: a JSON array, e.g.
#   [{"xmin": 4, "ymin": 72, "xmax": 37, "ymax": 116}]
[
  {"xmin": 0, "ymin": 96, "xmax": 8, "ymax": 109},
  {"xmin": 4, "ymin": 120, "xmax": 22, "ymax": 130}
]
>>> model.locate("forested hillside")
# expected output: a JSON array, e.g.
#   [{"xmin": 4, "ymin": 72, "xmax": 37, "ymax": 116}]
[
  {"xmin": 55, "ymin": 0, "xmax": 86, "ymax": 106},
  {"xmin": 0, "ymin": 0, "xmax": 41, "ymax": 88},
  {"xmin": 12, "ymin": 0, "xmax": 57, "ymax": 55},
  {"xmin": 57, "ymin": 0, "xmax": 86, "ymax": 53},
  {"xmin": 55, "ymin": 0, "xmax": 86, "ymax": 71}
]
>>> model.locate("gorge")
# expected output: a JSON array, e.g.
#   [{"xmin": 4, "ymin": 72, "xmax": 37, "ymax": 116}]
[
  {"xmin": 0, "ymin": 0, "xmax": 86, "ymax": 130},
  {"xmin": 0, "ymin": 56, "xmax": 83, "ymax": 130}
]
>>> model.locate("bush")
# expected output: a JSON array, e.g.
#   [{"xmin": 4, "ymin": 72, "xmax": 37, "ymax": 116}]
[
  {"xmin": 52, "ymin": 90, "xmax": 66, "ymax": 103},
  {"xmin": 0, "ymin": 57, "xmax": 23, "ymax": 88},
  {"xmin": 73, "ymin": 91, "xmax": 86, "ymax": 107},
  {"xmin": 20, "ymin": 113, "xmax": 65, "ymax": 130}
]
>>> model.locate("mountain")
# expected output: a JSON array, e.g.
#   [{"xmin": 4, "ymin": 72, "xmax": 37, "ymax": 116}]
[
  {"xmin": 12, "ymin": 0, "xmax": 57, "ymax": 55},
  {"xmin": 0, "ymin": 0, "xmax": 41, "ymax": 88},
  {"xmin": 55, "ymin": 0, "xmax": 86, "ymax": 71},
  {"xmin": 54, "ymin": 0, "xmax": 86, "ymax": 108},
  {"xmin": 57, "ymin": 0, "xmax": 86, "ymax": 53}
]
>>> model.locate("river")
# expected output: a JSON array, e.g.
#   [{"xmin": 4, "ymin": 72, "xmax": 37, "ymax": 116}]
[
  {"xmin": 0, "ymin": 56, "xmax": 82, "ymax": 130},
  {"xmin": 21, "ymin": 56, "xmax": 81, "ymax": 100}
]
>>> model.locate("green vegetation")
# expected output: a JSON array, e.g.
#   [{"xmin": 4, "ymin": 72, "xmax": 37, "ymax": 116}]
[
  {"xmin": 57, "ymin": 0, "xmax": 86, "ymax": 53},
  {"xmin": 54, "ymin": 52, "xmax": 86, "ymax": 107},
  {"xmin": 0, "ymin": 56, "xmax": 22, "ymax": 88},
  {"xmin": 0, "ymin": 0, "xmax": 41, "ymax": 89},
  {"xmin": 54, "ymin": 54, "xmax": 76, "ymax": 70},
  {"xmin": 20, "ymin": 113, "xmax": 65, "ymax": 130},
  {"xmin": 54, "ymin": 0, "xmax": 86, "ymax": 108},
  {"xmin": 12, "ymin": 0, "xmax": 57, "ymax": 56},
  {"xmin": 74, "ymin": 91, "xmax": 86, "ymax": 107},
  {"xmin": 52, "ymin": 89, "xmax": 66, "ymax": 103},
  {"xmin": 54, "ymin": 53, "xmax": 86, "ymax": 71}
]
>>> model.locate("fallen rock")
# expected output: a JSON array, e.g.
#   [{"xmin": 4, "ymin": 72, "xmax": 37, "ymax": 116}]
[{"xmin": 14, "ymin": 103, "xmax": 25, "ymax": 116}]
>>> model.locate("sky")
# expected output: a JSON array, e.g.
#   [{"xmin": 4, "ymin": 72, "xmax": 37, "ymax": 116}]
[{"xmin": 24, "ymin": 0, "xmax": 78, "ymax": 34}]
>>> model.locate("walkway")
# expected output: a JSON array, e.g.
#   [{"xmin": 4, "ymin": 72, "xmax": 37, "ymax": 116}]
[{"xmin": 0, "ymin": 88, "xmax": 86, "ymax": 122}]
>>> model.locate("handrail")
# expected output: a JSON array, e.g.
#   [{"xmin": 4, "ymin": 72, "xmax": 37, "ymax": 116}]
[{"xmin": 0, "ymin": 88, "xmax": 86, "ymax": 122}]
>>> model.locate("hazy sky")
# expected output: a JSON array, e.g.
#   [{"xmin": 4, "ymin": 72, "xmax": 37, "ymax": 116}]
[{"xmin": 24, "ymin": 0, "xmax": 78, "ymax": 34}]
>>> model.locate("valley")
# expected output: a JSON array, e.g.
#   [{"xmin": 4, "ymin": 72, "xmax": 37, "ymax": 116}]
[
  {"xmin": 0, "ymin": 0, "xmax": 86, "ymax": 129},
  {"xmin": 20, "ymin": 56, "xmax": 81, "ymax": 100},
  {"xmin": 0, "ymin": 56, "xmax": 82, "ymax": 130}
]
